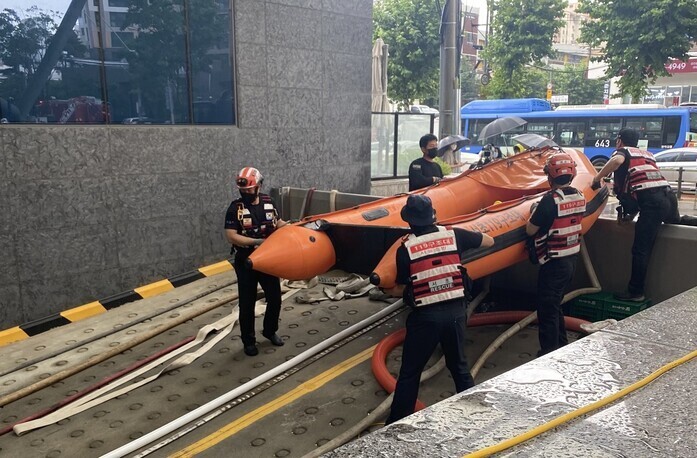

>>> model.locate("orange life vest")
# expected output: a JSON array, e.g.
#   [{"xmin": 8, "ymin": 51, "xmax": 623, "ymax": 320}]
[
  {"xmin": 619, "ymin": 147, "xmax": 669, "ymax": 196},
  {"xmin": 236, "ymin": 194, "xmax": 278, "ymax": 239},
  {"xmin": 533, "ymin": 189, "xmax": 586, "ymax": 265},
  {"xmin": 404, "ymin": 227, "xmax": 466, "ymax": 307}
]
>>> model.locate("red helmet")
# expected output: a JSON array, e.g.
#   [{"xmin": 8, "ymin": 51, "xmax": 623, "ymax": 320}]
[
  {"xmin": 236, "ymin": 167, "xmax": 263, "ymax": 189},
  {"xmin": 543, "ymin": 153, "xmax": 577, "ymax": 180}
]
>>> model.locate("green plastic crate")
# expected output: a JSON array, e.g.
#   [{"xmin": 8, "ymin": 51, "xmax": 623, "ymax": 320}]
[
  {"xmin": 569, "ymin": 291, "xmax": 611, "ymax": 322},
  {"xmin": 604, "ymin": 296, "xmax": 652, "ymax": 320}
]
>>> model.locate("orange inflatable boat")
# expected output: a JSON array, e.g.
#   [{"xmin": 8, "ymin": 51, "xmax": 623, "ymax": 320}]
[{"xmin": 248, "ymin": 147, "xmax": 609, "ymax": 281}]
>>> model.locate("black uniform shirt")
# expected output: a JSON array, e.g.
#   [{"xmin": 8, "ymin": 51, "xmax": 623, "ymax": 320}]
[
  {"xmin": 224, "ymin": 193, "xmax": 278, "ymax": 261},
  {"xmin": 408, "ymin": 157, "xmax": 443, "ymax": 191}
]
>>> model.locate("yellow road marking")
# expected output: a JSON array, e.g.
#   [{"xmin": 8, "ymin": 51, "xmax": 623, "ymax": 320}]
[
  {"xmin": 170, "ymin": 344, "xmax": 377, "ymax": 457},
  {"xmin": 135, "ymin": 279, "xmax": 175, "ymax": 298},
  {"xmin": 0, "ymin": 327, "xmax": 29, "ymax": 346},
  {"xmin": 60, "ymin": 301, "xmax": 107, "ymax": 322},
  {"xmin": 198, "ymin": 261, "xmax": 233, "ymax": 277}
]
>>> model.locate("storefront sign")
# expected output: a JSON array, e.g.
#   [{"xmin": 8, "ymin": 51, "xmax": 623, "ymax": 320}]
[{"xmin": 664, "ymin": 59, "xmax": 697, "ymax": 74}]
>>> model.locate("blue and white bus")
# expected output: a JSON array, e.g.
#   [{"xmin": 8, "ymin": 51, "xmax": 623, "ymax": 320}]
[{"xmin": 460, "ymin": 98, "xmax": 697, "ymax": 167}]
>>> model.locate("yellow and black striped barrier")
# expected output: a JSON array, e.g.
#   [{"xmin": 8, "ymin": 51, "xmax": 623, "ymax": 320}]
[{"xmin": 0, "ymin": 259, "xmax": 234, "ymax": 347}]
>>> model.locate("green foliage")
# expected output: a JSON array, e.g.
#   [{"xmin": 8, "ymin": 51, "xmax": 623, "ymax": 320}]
[
  {"xmin": 579, "ymin": 0, "xmax": 697, "ymax": 101},
  {"xmin": 373, "ymin": 0, "xmax": 441, "ymax": 108},
  {"xmin": 434, "ymin": 157, "xmax": 452, "ymax": 175},
  {"xmin": 121, "ymin": 0, "xmax": 225, "ymax": 121},
  {"xmin": 552, "ymin": 65, "xmax": 604, "ymax": 105},
  {"xmin": 485, "ymin": 0, "xmax": 565, "ymax": 97},
  {"xmin": 481, "ymin": 66, "xmax": 548, "ymax": 99}
]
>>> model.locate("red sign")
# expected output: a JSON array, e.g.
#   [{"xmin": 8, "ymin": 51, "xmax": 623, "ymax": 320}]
[{"xmin": 665, "ymin": 58, "xmax": 697, "ymax": 74}]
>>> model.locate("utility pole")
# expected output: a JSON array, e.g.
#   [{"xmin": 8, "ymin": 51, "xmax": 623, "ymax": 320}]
[{"xmin": 439, "ymin": 0, "xmax": 460, "ymax": 141}]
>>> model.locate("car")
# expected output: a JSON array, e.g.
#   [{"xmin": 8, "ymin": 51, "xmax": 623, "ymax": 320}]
[
  {"xmin": 409, "ymin": 105, "xmax": 439, "ymax": 117},
  {"xmin": 122, "ymin": 117, "xmax": 154, "ymax": 124},
  {"xmin": 654, "ymin": 147, "xmax": 697, "ymax": 193}
]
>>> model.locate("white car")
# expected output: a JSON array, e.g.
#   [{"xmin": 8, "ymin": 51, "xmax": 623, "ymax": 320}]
[
  {"xmin": 409, "ymin": 105, "xmax": 439, "ymax": 117},
  {"xmin": 654, "ymin": 147, "xmax": 697, "ymax": 192}
]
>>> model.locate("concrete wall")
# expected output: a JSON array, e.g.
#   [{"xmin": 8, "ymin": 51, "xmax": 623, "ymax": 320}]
[{"xmin": 0, "ymin": 0, "xmax": 373, "ymax": 327}]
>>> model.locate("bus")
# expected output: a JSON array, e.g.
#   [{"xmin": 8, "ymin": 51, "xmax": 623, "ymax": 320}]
[{"xmin": 460, "ymin": 98, "xmax": 697, "ymax": 167}]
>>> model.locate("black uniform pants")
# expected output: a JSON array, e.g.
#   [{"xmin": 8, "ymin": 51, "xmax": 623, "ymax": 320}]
[
  {"xmin": 537, "ymin": 255, "xmax": 577, "ymax": 356},
  {"xmin": 234, "ymin": 259, "xmax": 282, "ymax": 346},
  {"xmin": 629, "ymin": 188, "xmax": 672, "ymax": 295},
  {"xmin": 386, "ymin": 301, "xmax": 474, "ymax": 424}
]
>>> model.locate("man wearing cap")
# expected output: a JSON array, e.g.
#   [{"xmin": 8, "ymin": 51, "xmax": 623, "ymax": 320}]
[
  {"xmin": 383, "ymin": 195, "xmax": 494, "ymax": 424},
  {"xmin": 592, "ymin": 128, "xmax": 672, "ymax": 302},
  {"xmin": 408, "ymin": 134, "xmax": 444, "ymax": 191}
]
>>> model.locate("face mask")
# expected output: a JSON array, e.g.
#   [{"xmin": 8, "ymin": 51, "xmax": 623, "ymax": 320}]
[
  {"xmin": 240, "ymin": 191, "xmax": 258, "ymax": 205},
  {"xmin": 427, "ymin": 148, "xmax": 438, "ymax": 159}
]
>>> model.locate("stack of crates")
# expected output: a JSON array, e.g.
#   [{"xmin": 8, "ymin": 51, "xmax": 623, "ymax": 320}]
[{"xmin": 568, "ymin": 291, "xmax": 652, "ymax": 322}]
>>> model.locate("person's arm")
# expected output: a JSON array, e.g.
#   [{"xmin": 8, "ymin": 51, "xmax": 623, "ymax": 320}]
[
  {"xmin": 526, "ymin": 220, "xmax": 540, "ymax": 237},
  {"xmin": 593, "ymin": 153, "xmax": 625, "ymax": 186},
  {"xmin": 226, "ymin": 229, "xmax": 264, "ymax": 247},
  {"xmin": 384, "ymin": 284, "xmax": 405, "ymax": 297},
  {"xmin": 409, "ymin": 160, "xmax": 439, "ymax": 189},
  {"xmin": 384, "ymin": 246, "xmax": 409, "ymax": 297},
  {"xmin": 479, "ymin": 233, "xmax": 494, "ymax": 247},
  {"xmin": 526, "ymin": 196, "xmax": 552, "ymax": 236}
]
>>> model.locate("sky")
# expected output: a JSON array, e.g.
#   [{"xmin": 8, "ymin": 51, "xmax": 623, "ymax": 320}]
[{"xmin": 2, "ymin": 0, "xmax": 73, "ymax": 18}]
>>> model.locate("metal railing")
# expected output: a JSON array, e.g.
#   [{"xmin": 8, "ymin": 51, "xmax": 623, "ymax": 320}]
[{"xmin": 370, "ymin": 112, "xmax": 437, "ymax": 179}]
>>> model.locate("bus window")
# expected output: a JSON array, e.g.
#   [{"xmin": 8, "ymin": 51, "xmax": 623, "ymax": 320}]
[
  {"xmin": 557, "ymin": 121, "xmax": 587, "ymax": 147},
  {"xmin": 526, "ymin": 121, "xmax": 554, "ymax": 139},
  {"xmin": 469, "ymin": 118, "xmax": 496, "ymax": 145},
  {"xmin": 625, "ymin": 116, "xmax": 663, "ymax": 148},
  {"xmin": 586, "ymin": 117, "xmax": 620, "ymax": 148},
  {"xmin": 662, "ymin": 116, "xmax": 681, "ymax": 148},
  {"xmin": 492, "ymin": 124, "xmax": 526, "ymax": 147}
]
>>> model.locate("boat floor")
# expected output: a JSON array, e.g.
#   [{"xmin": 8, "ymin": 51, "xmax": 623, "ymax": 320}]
[{"xmin": 0, "ymin": 272, "xmax": 563, "ymax": 457}]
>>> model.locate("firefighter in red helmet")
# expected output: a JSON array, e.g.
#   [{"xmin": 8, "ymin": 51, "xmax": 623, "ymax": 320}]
[
  {"xmin": 224, "ymin": 167, "xmax": 287, "ymax": 356},
  {"xmin": 526, "ymin": 152, "xmax": 586, "ymax": 356}
]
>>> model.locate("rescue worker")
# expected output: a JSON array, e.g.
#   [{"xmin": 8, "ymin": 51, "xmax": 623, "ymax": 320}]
[
  {"xmin": 526, "ymin": 152, "xmax": 586, "ymax": 356},
  {"xmin": 408, "ymin": 134, "xmax": 443, "ymax": 191},
  {"xmin": 384, "ymin": 195, "xmax": 494, "ymax": 424},
  {"xmin": 592, "ymin": 128, "xmax": 671, "ymax": 302},
  {"xmin": 225, "ymin": 167, "xmax": 287, "ymax": 356}
]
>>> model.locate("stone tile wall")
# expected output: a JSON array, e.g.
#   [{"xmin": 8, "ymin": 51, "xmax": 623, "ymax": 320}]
[{"xmin": 0, "ymin": 0, "xmax": 372, "ymax": 326}]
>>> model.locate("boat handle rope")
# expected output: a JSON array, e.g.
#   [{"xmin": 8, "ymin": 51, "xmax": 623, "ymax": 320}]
[{"xmin": 462, "ymin": 348, "xmax": 697, "ymax": 457}]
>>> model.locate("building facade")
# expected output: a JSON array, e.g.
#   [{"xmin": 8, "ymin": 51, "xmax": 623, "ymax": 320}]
[{"xmin": 0, "ymin": 0, "xmax": 373, "ymax": 327}]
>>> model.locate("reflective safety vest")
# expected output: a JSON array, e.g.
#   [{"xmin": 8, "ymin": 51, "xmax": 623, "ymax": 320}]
[
  {"xmin": 620, "ymin": 147, "xmax": 669, "ymax": 196},
  {"xmin": 236, "ymin": 194, "xmax": 278, "ymax": 239},
  {"xmin": 533, "ymin": 189, "xmax": 586, "ymax": 265},
  {"xmin": 404, "ymin": 227, "xmax": 466, "ymax": 307}
]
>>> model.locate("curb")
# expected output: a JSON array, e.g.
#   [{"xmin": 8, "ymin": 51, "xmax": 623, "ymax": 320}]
[{"xmin": 0, "ymin": 259, "xmax": 235, "ymax": 347}]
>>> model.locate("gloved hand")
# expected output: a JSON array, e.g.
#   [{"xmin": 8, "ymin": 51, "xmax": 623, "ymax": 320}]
[
  {"xmin": 591, "ymin": 180, "xmax": 602, "ymax": 191},
  {"xmin": 252, "ymin": 238, "xmax": 265, "ymax": 247}
]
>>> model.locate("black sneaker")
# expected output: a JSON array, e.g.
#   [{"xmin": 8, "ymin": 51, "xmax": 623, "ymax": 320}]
[
  {"xmin": 263, "ymin": 333, "xmax": 285, "ymax": 346},
  {"xmin": 614, "ymin": 291, "xmax": 645, "ymax": 302},
  {"xmin": 243, "ymin": 344, "xmax": 259, "ymax": 356}
]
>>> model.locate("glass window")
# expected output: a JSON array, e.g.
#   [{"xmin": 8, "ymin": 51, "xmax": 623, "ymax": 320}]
[
  {"xmin": 396, "ymin": 114, "xmax": 432, "ymax": 176},
  {"xmin": 690, "ymin": 87, "xmax": 697, "ymax": 103},
  {"xmin": 682, "ymin": 152, "xmax": 697, "ymax": 162},
  {"xmin": 556, "ymin": 120, "xmax": 587, "ymax": 147},
  {"xmin": 526, "ymin": 121, "xmax": 554, "ymax": 138},
  {"xmin": 468, "ymin": 118, "xmax": 495, "ymax": 146},
  {"xmin": 586, "ymin": 117, "xmax": 620, "ymax": 148},
  {"xmin": 625, "ymin": 117, "xmax": 663, "ymax": 148},
  {"xmin": 0, "ymin": 0, "xmax": 235, "ymax": 125},
  {"xmin": 662, "ymin": 116, "xmax": 681, "ymax": 148},
  {"xmin": 371, "ymin": 113, "xmax": 396, "ymax": 178},
  {"xmin": 655, "ymin": 152, "xmax": 680, "ymax": 162}
]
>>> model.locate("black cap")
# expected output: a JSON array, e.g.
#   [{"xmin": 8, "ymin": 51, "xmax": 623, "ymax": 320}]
[
  {"xmin": 400, "ymin": 195, "xmax": 436, "ymax": 226},
  {"xmin": 617, "ymin": 128, "xmax": 639, "ymax": 147}
]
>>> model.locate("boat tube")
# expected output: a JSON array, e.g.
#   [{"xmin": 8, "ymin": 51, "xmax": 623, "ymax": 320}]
[{"xmin": 249, "ymin": 147, "xmax": 608, "ymax": 281}]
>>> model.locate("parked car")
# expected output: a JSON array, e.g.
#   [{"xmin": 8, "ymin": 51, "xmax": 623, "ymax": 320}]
[
  {"xmin": 654, "ymin": 147, "xmax": 697, "ymax": 192},
  {"xmin": 409, "ymin": 105, "xmax": 439, "ymax": 117}
]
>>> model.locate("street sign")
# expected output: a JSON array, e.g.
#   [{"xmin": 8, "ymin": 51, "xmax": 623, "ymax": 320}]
[{"xmin": 551, "ymin": 94, "xmax": 569, "ymax": 103}]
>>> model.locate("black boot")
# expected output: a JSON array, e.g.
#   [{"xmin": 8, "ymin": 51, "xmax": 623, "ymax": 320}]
[{"xmin": 263, "ymin": 333, "xmax": 285, "ymax": 346}]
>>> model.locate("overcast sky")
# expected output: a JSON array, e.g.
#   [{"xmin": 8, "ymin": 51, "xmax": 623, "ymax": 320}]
[{"xmin": 2, "ymin": 0, "xmax": 73, "ymax": 18}]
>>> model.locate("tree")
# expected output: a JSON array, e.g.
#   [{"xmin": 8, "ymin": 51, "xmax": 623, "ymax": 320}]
[
  {"xmin": 552, "ymin": 65, "xmax": 604, "ymax": 105},
  {"xmin": 373, "ymin": 0, "xmax": 441, "ymax": 108},
  {"xmin": 579, "ymin": 0, "xmax": 697, "ymax": 102},
  {"xmin": 481, "ymin": 66, "xmax": 547, "ymax": 99},
  {"xmin": 485, "ymin": 0, "xmax": 565, "ymax": 98},
  {"xmin": 122, "ymin": 0, "xmax": 225, "ymax": 122}
]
